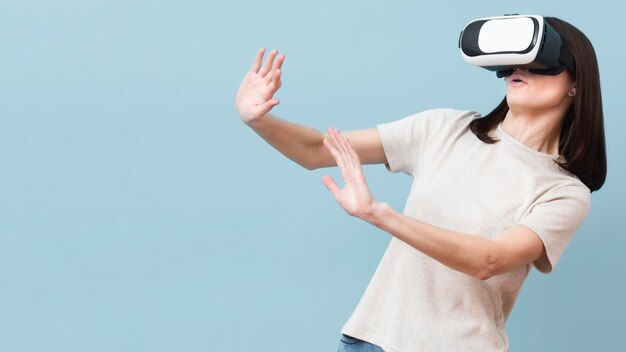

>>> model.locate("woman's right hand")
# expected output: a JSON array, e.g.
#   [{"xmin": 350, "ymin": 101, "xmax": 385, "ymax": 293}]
[{"xmin": 235, "ymin": 48, "xmax": 285, "ymax": 125}]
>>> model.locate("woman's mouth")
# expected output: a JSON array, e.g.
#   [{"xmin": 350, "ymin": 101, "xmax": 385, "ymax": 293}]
[{"xmin": 508, "ymin": 73, "xmax": 527, "ymax": 86}]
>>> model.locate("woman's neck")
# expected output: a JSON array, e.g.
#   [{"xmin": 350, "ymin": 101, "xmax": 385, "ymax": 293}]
[{"xmin": 501, "ymin": 109, "xmax": 564, "ymax": 155}]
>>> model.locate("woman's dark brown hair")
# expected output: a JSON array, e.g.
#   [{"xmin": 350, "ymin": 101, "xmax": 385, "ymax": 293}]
[{"xmin": 469, "ymin": 17, "xmax": 607, "ymax": 192}]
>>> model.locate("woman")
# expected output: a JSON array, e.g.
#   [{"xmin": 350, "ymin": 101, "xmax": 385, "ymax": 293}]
[{"xmin": 235, "ymin": 17, "xmax": 606, "ymax": 352}]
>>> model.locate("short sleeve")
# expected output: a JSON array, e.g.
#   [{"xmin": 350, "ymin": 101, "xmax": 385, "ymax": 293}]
[
  {"xmin": 518, "ymin": 185, "xmax": 591, "ymax": 273},
  {"xmin": 376, "ymin": 109, "xmax": 467, "ymax": 176}
]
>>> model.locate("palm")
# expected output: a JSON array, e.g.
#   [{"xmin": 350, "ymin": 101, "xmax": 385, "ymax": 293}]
[
  {"xmin": 235, "ymin": 48, "xmax": 284, "ymax": 124},
  {"xmin": 236, "ymin": 72, "xmax": 274, "ymax": 121}
]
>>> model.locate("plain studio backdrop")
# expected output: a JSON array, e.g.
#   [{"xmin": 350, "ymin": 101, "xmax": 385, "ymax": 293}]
[{"xmin": 0, "ymin": 1, "xmax": 624, "ymax": 351}]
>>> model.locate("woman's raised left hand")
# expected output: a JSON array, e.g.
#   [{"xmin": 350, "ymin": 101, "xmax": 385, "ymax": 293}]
[{"xmin": 322, "ymin": 128, "xmax": 378, "ymax": 222}]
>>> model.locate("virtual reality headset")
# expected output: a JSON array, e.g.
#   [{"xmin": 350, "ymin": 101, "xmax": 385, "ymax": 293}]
[{"xmin": 459, "ymin": 14, "xmax": 575, "ymax": 78}]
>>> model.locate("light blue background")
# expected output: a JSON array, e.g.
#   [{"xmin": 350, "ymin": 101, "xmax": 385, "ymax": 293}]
[{"xmin": 1, "ymin": 1, "xmax": 624, "ymax": 351}]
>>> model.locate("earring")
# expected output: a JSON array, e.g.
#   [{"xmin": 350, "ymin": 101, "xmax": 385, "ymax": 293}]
[{"xmin": 568, "ymin": 91, "xmax": 576, "ymax": 97}]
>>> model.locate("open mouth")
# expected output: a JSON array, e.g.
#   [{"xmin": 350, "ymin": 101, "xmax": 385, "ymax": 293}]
[{"xmin": 508, "ymin": 74, "xmax": 526, "ymax": 84}]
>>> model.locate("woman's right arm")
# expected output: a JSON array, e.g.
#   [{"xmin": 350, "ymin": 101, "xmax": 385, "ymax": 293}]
[{"xmin": 235, "ymin": 48, "xmax": 386, "ymax": 170}]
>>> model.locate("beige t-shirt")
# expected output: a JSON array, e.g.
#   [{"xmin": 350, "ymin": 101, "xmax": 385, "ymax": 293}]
[{"xmin": 341, "ymin": 109, "xmax": 591, "ymax": 352}]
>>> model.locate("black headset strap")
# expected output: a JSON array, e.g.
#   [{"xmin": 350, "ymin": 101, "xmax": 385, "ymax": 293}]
[{"xmin": 558, "ymin": 42, "xmax": 576, "ymax": 76}]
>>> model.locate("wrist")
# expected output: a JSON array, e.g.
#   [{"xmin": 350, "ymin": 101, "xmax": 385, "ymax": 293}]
[
  {"xmin": 245, "ymin": 113, "xmax": 270, "ymax": 129},
  {"xmin": 362, "ymin": 201, "xmax": 392, "ymax": 227}
]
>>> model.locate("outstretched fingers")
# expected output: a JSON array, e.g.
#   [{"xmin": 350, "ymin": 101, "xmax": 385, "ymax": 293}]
[
  {"xmin": 268, "ymin": 69, "xmax": 282, "ymax": 93},
  {"xmin": 329, "ymin": 128, "xmax": 360, "ymax": 170},
  {"xmin": 259, "ymin": 49, "xmax": 278, "ymax": 77},
  {"xmin": 341, "ymin": 132, "xmax": 361, "ymax": 165},
  {"xmin": 265, "ymin": 53, "xmax": 285, "ymax": 85},
  {"xmin": 322, "ymin": 128, "xmax": 377, "ymax": 219},
  {"xmin": 324, "ymin": 128, "xmax": 348, "ymax": 170},
  {"xmin": 335, "ymin": 129, "xmax": 353, "ymax": 166},
  {"xmin": 250, "ymin": 47, "xmax": 265, "ymax": 73},
  {"xmin": 322, "ymin": 175, "xmax": 341, "ymax": 197},
  {"xmin": 326, "ymin": 128, "xmax": 365, "ymax": 188},
  {"xmin": 337, "ymin": 129, "xmax": 361, "ymax": 166}
]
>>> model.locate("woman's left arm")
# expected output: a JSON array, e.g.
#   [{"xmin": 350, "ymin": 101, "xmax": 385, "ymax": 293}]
[{"xmin": 322, "ymin": 128, "xmax": 544, "ymax": 280}]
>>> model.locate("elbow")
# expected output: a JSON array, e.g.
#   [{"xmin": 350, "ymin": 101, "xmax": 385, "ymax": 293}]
[
  {"xmin": 472, "ymin": 252, "xmax": 502, "ymax": 281},
  {"xmin": 300, "ymin": 149, "xmax": 331, "ymax": 170},
  {"xmin": 473, "ymin": 270, "xmax": 495, "ymax": 281},
  {"xmin": 301, "ymin": 160, "xmax": 321, "ymax": 170}
]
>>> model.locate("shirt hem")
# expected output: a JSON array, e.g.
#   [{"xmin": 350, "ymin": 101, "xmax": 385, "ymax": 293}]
[{"xmin": 341, "ymin": 326, "xmax": 402, "ymax": 352}]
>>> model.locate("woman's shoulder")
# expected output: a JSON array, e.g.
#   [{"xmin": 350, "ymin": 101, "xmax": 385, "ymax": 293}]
[
  {"xmin": 406, "ymin": 108, "xmax": 481, "ymax": 132},
  {"xmin": 544, "ymin": 176, "xmax": 591, "ymax": 205},
  {"xmin": 408, "ymin": 108, "xmax": 481, "ymax": 122},
  {"xmin": 386, "ymin": 107, "xmax": 477, "ymax": 128},
  {"xmin": 380, "ymin": 108, "xmax": 478, "ymax": 134},
  {"xmin": 406, "ymin": 108, "xmax": 481, "ymax": 137}
]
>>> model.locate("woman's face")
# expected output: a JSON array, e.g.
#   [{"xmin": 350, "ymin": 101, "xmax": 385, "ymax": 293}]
[{"xmin": 505, "ymin": 68, "xmax": 576, "ymax": 115}]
